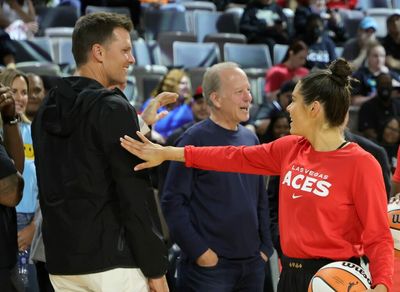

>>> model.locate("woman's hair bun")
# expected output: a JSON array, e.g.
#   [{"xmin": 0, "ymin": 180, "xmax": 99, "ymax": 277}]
[{"xmin": 328, "ymin": 58, "xmax": 352, "ymax": 86}]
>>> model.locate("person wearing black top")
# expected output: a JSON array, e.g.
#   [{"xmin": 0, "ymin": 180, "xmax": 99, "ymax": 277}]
[{"xmin": 0, "ymin": 85, "xmax": 24, "ymax": 292}]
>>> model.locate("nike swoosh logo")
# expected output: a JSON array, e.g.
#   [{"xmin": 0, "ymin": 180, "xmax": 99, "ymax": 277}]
[{"xmin": 292, "ymin": 194, "xmax": 303, "ymax": 199}]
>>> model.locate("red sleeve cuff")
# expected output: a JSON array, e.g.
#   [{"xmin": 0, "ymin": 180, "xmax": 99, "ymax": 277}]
[{"xmin": 184, "ymin": 145, "xmax": 193, "ymax": 167}]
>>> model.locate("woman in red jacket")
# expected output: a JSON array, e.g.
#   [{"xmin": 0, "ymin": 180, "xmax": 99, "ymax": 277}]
[{"xmin": 121, "ymin": 59, "xmax": 393, "ymax": 292}]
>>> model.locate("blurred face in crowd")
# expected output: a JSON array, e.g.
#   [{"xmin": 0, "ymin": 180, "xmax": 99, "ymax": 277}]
[
  {"xmin": 214, "ymin": 68, "xmax": 252, "ymax": 129},
  {"xmin": 359, "ymin": 28, "xmax": 376, "ymax": 45},
  {"xmin": 388, "ymin": 14, "xmax": 400, "ymax": 40},
  {"xmin": 12, "ymin": 76, "xmax": 28, "ymax": 115},
  {"xmin": 102, "ymin": 27, "xmax": 135, "ymax": 87},
  {"xmin": 289, "ymin": 49, "xmax": 308, "ymax": 69},
  {"xmin": 367, "ymin": 45, "xmax": 386, "ymax": 72},
  {"xmin": 26, "ymin": 74, "xmax": 45, "ymax": 117},
  {"xmin": 272, "ymin": 116, "xmax": 290, "ymax": 139},
  {"xmin": 377, "ymin": 74, "xmax": 393, "ymax": 102},
  {"xmin": 191, "ymin": 97, "xmax": 210, "ymax": 122},
  {"xmin": 278, "ymin": 90, "xmax": 293, "ymax": 111},
  {"xmin": 178, "ymin": 75, "xmax": 191, "ymax": 99},
  {"xmin": 382, "ymin": 118, "xmax": 400, "ymax": 145}
]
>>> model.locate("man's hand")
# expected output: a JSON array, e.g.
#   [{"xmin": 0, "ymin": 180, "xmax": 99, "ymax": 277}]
[
  {"xmin": 148, "ymin": 275, "xmax": 169, "ymax": 292},
  {"xmin": 18, "ymin": 221, "xmax": 35, "ymax": 251},
  {"xmin": 260, "ymin": 251, "xmax": 269, "ymax": 262},
  {"xmin": 0, "ymin": 86, "xmax": 16, "ymax": 119},
  {"xmin": 389, "ymin": 193, "xmax": 400, "ymax": 204},
  {"xmin": 196, "ymin": 248, "xmax": 218, "ymax": 267},
  {"xmin": 140, "ymin": 92, "xmax": 178, "ymax": 126}
]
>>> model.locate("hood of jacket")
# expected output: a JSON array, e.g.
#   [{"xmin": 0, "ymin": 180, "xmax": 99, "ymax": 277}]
[{"xmin": 41, "ymin": 76, "xmax": 122, "ymax": 137}]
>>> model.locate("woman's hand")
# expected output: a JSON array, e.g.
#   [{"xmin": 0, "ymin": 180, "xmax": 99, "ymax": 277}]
[
  {"xmin": 121, "ymin": 131, "xmax": 185, "ymax": 170},
  {"xmin": 120, "ymin": 132, "xmax": 166, "ymax": 170}
]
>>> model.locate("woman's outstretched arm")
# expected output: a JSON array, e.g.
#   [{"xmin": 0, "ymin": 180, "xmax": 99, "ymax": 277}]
[{"xmin": 120, "ymin": 131, "xmax": 184, "ymax": 171}]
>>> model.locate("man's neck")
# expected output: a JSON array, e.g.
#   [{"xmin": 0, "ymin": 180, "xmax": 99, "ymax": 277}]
[
  {"xmin": 209, "ymin": 114, "xmax": 238, "ymax": 131},
  {"xmin": 75, "ymin": 64, "xmax": 108, "ymax": 88}
]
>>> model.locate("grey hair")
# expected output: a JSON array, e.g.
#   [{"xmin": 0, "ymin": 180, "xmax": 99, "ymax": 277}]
[{"xmin": 202, "ymin": 62, "xmax": 239, "ymax": 106}]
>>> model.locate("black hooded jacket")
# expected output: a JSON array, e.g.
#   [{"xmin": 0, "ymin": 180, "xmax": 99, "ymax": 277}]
[{"xmin": 32, "ymin": 77, "xmax": 168, "ymax": 277}]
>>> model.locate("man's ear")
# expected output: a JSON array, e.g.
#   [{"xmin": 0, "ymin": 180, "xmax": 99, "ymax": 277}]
[
  {"xmin": 209, "ymin": 92, "xmax": 221, "ymax": 108},
  {"xmin": 92, "ymin": 44, "xmax": 105, "ymax": 63}
]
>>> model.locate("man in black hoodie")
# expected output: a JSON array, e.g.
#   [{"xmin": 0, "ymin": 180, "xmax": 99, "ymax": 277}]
[{"xmin": 32, "ymin": 12, "xmax": 171, "ymax": 292}]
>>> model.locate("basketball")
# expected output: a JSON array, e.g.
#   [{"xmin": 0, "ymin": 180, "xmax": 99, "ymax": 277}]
[
  {"xmin": 388, "ymin": 202, "xmax": 400, "ymax": 251},
  {"xmin": 308, "ymin": 261, "xmax": 371, "ymax": 292}
]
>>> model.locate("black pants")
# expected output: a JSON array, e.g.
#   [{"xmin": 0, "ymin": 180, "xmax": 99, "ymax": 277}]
[
  {"xmin": 35, "ymin": 261, "xmax": 54, "ymax": 292},
  {"xmin": 0, "ymin": 265, "xmax": 23, "ymax": 292},
  {"xmin": 277, "ymin": 256, "xmax": 361, "ymax": 292}
]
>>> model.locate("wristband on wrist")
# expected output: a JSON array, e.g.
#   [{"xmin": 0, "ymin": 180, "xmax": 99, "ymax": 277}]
[{"xmin": 2, "ymin": 115, "xmax": 20, "ymax": 125}]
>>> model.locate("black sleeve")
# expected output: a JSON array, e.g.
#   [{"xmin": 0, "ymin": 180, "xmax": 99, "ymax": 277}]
[
  {"xmin": 99, "ymin": 96, "xmax": 168, "ymax": 278},
  {"xmin": 0, "ymin": 144, "xmax": 17, "ymax": 179},
  {"xmin": 345, "ymin": 131, "xmax": 392, "ymax": 200}
]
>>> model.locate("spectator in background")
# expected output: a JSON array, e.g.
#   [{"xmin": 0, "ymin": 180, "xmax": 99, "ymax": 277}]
[
  {"xmin": 0, "ymin": 84, "xmax": 24, "ymax": 292},
  {"xmin": 265, "ymin": 40, "xmax": 308, "ymax": 100},
  {"xmin": 0, "ymin": 28, "xmax": 16, "ymax": 67},
  {"xmin": 144, "ymin": 69, "xmax": 193, "ymax": 143},
  {"xmin": 383, "ymin": 13, "xmax": 400, "ymax": 74},
  {"xmin": 250, "ymin": 80, "xmax": 295, "ymax": 138},
  {"xmin": 343, "ymin": 112, "xmax": 392, "ymax": 199},
  {"xmin": 342, "ymin": 16, "xmax": 377, "ymax": 71},
  {"xmin": 0, "ymin": 68, "xmax": 40, "ymax": 291},
  {"xmin": 0, "ymin": 0, "xmax": 38, "ymax": 40},
  {"xmin": 240, "ymin": 0, "xmax": 289, "ymax": 53},
  {"xmin": 357, "ymin": 72, "xmax": 400, "ymax": 141},
  {"xmin": 378, "ymin": 116, "xmax": 400, "ymax": 174},
  {"xmin": 25, "ymin": 73, "xmax": 44, "ymax": 122},
  {"xmin": 300, "ymin": 14, "xmax": 336, "ymax": 69},
  {"xmin": 165, "ymin": 86, "xmax": 210, "ymax": 146},
  {"xmin": 352, "ymin": 42, "xmax": 400, "ymax": 106},
  {"xmin": 261, "ymin": 110, "xmax": 290, "ymax": 292},
  {"xmin": 294, "ymin": 0, "xmax": 347, "ymax": 45}
]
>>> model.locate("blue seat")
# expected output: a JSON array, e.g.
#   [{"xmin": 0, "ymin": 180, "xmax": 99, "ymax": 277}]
[
  {"xmin": 273, "ymin": 44, "xmax": 288, "ymax": 65},
  {"xmin": 157, "ymin": 31, "xmax": 197, "ymax": 66},
  {"xmin": 193, "ymin": 10, "xmax": 222, "ymax": 42},
  {"xmin": 224, "ymin": 43, "xmax": 272, "ymax": 69},
  {"xmin": 36, "ymin": 6, "xmax": 79, "ymax": 35},
  {"xmin": 173, "ymin": 41, "xmax": 220, "ymax": 68},
  {"xmin": 204, "ymin": 33, "xmax": 246, "ymax": 61},
  {"xmin": 142, "ymin": 10, "xmax": 189, "ymax": 41}
]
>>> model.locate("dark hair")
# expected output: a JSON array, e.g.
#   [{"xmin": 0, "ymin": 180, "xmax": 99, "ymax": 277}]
[
  {"xmin": 72, "ymin": 12, "xmax": 133, "ymax": 67},
  {"xmin": 262, "ymin": 111, "xmax": 290, "ymax": 143},
  {"xmin": 282, "ymin": 40, "xmax": 308, "ymax": 63},
  {"xmin": 377, "ymin": 116, "xmax": 400, "ymax": 144},
  {"xmin": 387, "ymin": 13, "xmax": 400, "ymax": 26},
  {"xmin": 299, "ymin": 58, "xmax": 353, "ymax": 127}
]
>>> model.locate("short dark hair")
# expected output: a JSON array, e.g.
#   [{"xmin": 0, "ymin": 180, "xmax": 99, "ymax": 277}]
[
  {"xmin": 72, "ymin": 12, "xmax": 133, "ymax": 67},
  {"xmin": 387, "ymin": 13, "xmax": 400, "ymax": 26},
  {"xmin": 282, "ymin": 40, "xmax": 308, "ymax": 63},
  {"xmin": 299, "ymin": 58, "xmax": 353, "ymax": 127}
]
